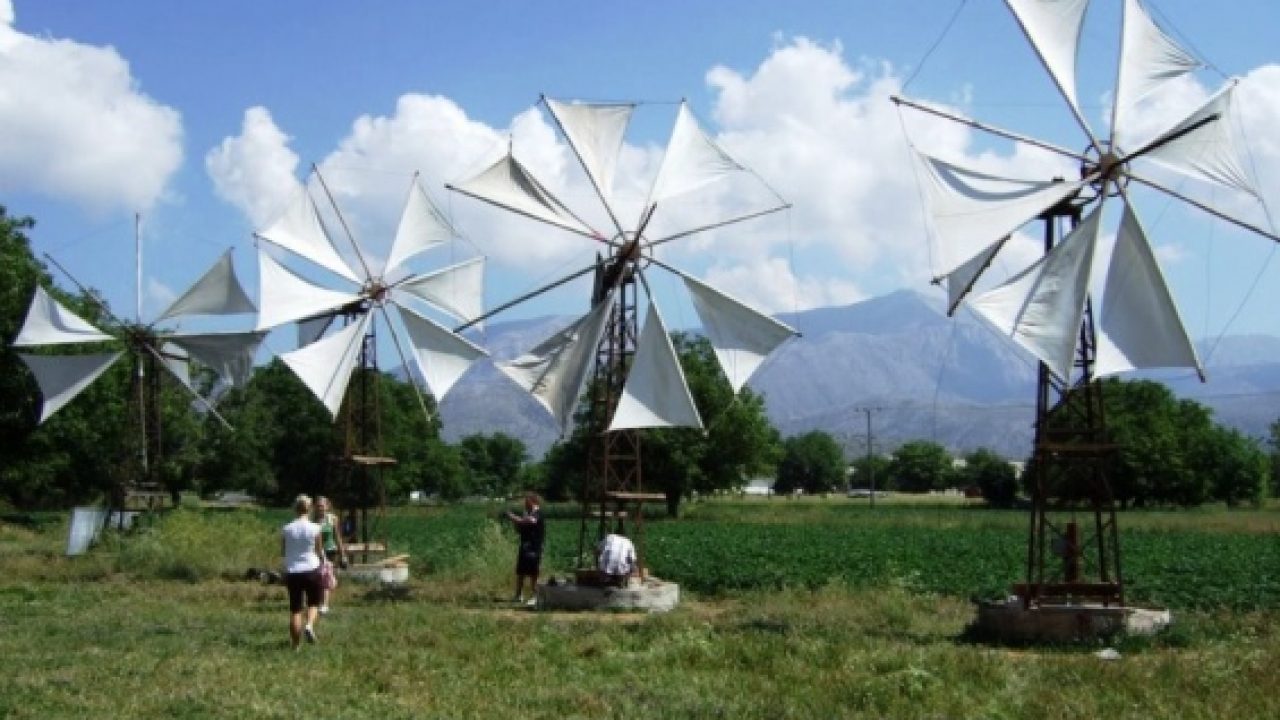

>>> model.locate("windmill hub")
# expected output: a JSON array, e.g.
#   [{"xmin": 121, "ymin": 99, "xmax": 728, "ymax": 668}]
[
  {"xmin": 361, "ymin": 279, "xmax": 390, "ymax": 305},
  {"xmin": 1080, "ymin": 143, "xmax": 1128, "ymax": 199}
]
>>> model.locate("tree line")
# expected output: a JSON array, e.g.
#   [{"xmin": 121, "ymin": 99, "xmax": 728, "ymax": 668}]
[{"xmin": 2, "ymin": 204, "xmax": 1276, "ymax": 512}]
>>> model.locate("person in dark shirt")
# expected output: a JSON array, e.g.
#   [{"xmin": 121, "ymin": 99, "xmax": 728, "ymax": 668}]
[{"xmin": 505, "ymin": 492, "xmax": 544, "ymax": 606}]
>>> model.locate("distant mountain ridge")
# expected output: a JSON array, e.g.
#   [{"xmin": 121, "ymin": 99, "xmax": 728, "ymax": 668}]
[{"xmin": 436, "ymin": 290, "xmax": 1280, "ymax": 460}]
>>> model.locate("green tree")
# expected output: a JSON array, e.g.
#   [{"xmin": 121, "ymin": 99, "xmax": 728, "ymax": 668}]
[
  {"xmin": 1269, "ymin": 418, "xmax": 1280, "ymax": 498},
  {"xmin": 849, "ymin": 453, "xmax": 891, "ymax": 492},
  {"xmin": 958, "ymin": 448, "xmax": 1018, "ymax": 507},
  {"xmin": 1028, "ymin": 379, "xmax": 1265, "ymax": 508},
  {"xmin": 0, "ymin": 206, "xmax": 141, "ymax": 508},
  {"xmin": 458, "ymin": 432, "xmax": 528, "ymax": 499},
  {"xmin": 775, "ymin": 431, "xmax": 846, "ymax": 494},
  {"xmin": 888, "ymin": 440, "xmax": 955, "ymax": 493}
]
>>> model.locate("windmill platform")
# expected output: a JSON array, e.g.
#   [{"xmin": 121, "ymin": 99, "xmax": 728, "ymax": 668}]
[
  {"xmin": 973, "ymin": 596, "xmax": 1170, "ymax": 643},
  {"xmin": 535, "ymin": 575, "xmax": 679, "ymax": 613}
]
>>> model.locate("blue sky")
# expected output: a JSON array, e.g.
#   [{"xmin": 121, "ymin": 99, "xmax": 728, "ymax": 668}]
[{"xmin": 4, "ymin": 0, "xmax": 1280, "ymax": 358}]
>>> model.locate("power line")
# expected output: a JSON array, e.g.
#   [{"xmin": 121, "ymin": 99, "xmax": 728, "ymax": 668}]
[{"xmin": 853, "ymin": 406, "xmax": 883, "ymax": 508}]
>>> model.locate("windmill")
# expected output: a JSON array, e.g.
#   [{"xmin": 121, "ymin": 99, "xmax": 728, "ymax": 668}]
[
  {"xmin": 253, "ymin": 168, "xmax": 488, "ymax": 553},
  {"xmin": 11, "ymin": 218, "xmax": 265, "ymax": 510},
  {"xmin": 448, "ymin": 96, "xmax": 797, "ymax": 570},
  {"xmin": 893, "ymin": 0, "xmax": 1278, "ymax": 611}
]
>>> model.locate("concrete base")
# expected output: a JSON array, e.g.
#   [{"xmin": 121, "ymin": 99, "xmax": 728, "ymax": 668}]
[
  {"xmin": 536, "ymin": 577, "xmax": 680, "ymax": 613},
  {"xmin": 974, "ymin": 597, "xmax": 1171, "ymax": 643},
  {"xmin": 341, "ymin": 563, "xmax": 410, "ymax": 586}
]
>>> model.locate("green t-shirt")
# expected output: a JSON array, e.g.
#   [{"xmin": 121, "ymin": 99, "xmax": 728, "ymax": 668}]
[{"xmin": 319, "ymin": 514, "xmax": 338, "ymax": 553}]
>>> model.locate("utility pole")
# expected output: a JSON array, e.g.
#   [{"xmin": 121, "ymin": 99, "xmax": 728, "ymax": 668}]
[{"xmin": 854, "ymin": 406, "xmax": 882, "ymax": 508}]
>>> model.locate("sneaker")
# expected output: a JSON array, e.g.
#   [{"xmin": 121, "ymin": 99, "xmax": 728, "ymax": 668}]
[
  {"xmin": 303, "ymin": 625, "xmax": 317, "ymax": 644},
  {"xmin": 525, "ymin": 598, "xmax": 537, "ymax": 608},
  {"xmin": 319, "ymin": 606, "xmax": 330, "ymax": 615}
]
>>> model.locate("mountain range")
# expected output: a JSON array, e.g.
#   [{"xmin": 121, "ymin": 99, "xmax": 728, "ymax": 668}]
[{"xmin": 436, "ymin": 290, "xmax": 1280, "ymax": 460}]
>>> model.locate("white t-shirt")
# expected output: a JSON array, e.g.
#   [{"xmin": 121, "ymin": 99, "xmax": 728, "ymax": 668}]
[
  {"xmin": 598, "ymin": 534, "xmax": 636, "ymax": 577},
  {"xmin": 282, "ymin": 517, "xmax": 321, "ymax": 574}
]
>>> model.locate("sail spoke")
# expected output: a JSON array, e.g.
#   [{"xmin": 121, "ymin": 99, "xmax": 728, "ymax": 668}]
[
  {"xmin": 679, "ymin": 270, "xmax": 798, "ymax": 393},
  {"xmin": 1004, "ymin": 0, "xmax": 1098, "ymax": 146},
  {"xmin": 447, "ymin": 153, "xmax": 600, "ymax": 239}
]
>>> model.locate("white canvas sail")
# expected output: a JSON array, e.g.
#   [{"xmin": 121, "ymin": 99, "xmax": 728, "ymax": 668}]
[
  {"xmin": 914, "ymin": 150, "xmax": 1085, "ymax": 278},
  {"xmin": 449, "ymin": 154, "xmax": 595, "ymax": 237},
  {"xmin": 968, "ymin": 207, "xmax": 1103, "ymax": 381},
  {"xmin": 13, "ymin": 286, "xmax": 113, "ymax": 347},
  {"xmin": 156, "ymin": 249, "xmax": 257, "ymax": 322},
  {"xmin": 384, "ymin": 181, "xmax": 455, "ymax": 278},
  {"xmin": 1135, "ymin": 83, "xmax": 1256, "ymax": 197},
  {"xmin": 279, "ymin": 313, "xmax": 371, "ymax": 418},
  {"xmin": 496, "ymin": 294, "xmax": 614, "ymax": 434},
  {"xmin": 255, "ymin": 250, "xmax": 360, "ymax": 331},
  {"xmin": 544, "ymin": 98, "xmax": 634, "ymax": 203},
  {"xmin": 1113, "ymin": 0, "xmax": 1201, "ymax": 141},
  {"xmin": 683, "ymin": 274, "xmax": 797, "ymax": 393},
  {"xmin": 394, "ymin": 256, "xmax": 485, "ymax": 326},
  {"xmin": 297, "ymin": 315, "xmax": 334, "ymax": 348},
  {"xmin": 1004, "ymin": 0, "xmax": 1091, "ymax": 127},
  {"xmin": 168, "ymin": 330, "xmax": 268, "ymax": 387},
  {"xmin": 609, "ymin": 303, "xmax": 703, "ymax": 431},
  {"xmin": 648, "ymin": 103, "xmax": 743, "ymax": 207},
  {"xmin": 18, "ymin": 351, "xmax": 123, "ymax": 423},
  {"xmin": 393, "ymin": 304, "xmax": 487, "ymax": 400},
  {"xmin": 158, "ymin": 343, "xmax": 192, "ymax": 390},
  {"xmin": 1095, "ymin": 204, "xmax": 1202, "ymax": 376},
  {"xmin": 257, "ymin": 189, "xmax": 360, "ymax": 284},
  {"xmin": 941, "ymin": 237, "xmax": 1007, "ymax": 316}
]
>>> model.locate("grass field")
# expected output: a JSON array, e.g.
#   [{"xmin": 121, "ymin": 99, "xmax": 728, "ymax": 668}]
[{"xmin": 1, "ymin": 500, "xmax": 1277, "ymax": 719}]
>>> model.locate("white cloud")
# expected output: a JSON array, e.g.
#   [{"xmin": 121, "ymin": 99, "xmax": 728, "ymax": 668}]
[
  {"xmin": 0, "ymin": 8, "xmax": 182, "ymax": 212},
  {"xmin": 205, "ymin": 107, "xmax": 303, "ymax": 228}
]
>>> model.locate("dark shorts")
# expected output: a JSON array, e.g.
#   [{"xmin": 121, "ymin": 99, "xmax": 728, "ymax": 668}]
[
  {"xmin": 325, "ymin": 549, "xmax": 339, "ymax": 562},
  {"xmin": 516, "ymin": 548, "xmax": 542, "ymax": 576},
  {"xmin": 285, "ymin": 569, "xmax": 323, "ymax": 612}
]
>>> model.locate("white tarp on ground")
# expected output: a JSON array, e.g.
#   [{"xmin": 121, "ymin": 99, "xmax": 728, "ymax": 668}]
[
  {"xmin": 66, "ymin": 506, "xmax": 108, "ymax": 556},
  {"xmin": 609, "ymin": 303, "xmax": 703, "ymax": 431},
  {"xmin": 684, "ymin": 273, "xmax": 797, "ymax": 393},
  {"xmin": 393, "ymin": 304, "xmax": 487, "ymax": 401},
  {"xmin": 496, "ymin": 294, "xmax": 614, "ymax": 435}
]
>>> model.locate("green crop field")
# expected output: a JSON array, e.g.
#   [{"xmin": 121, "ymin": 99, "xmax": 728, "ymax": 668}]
[{"xmin": 1, "ymin": 499, "xmax": 1278, "ymax": 718}]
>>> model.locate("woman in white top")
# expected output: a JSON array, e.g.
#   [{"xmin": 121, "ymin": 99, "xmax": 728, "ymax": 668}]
[{"xmin": 282, "ymin": 494, "xmax": 324, "ymax": 649}]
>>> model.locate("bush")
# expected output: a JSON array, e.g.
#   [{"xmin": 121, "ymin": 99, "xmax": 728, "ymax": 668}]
[{"xmin": 107, "ymin": 508, "xmax": 278, "ymax": 581}]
